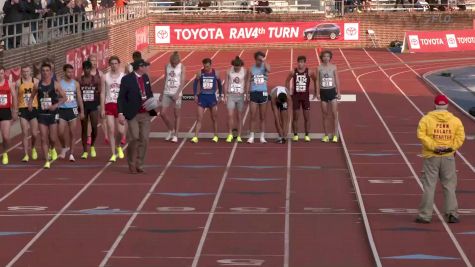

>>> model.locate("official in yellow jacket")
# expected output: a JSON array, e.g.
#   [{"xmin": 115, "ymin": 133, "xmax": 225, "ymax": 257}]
[{"xmin": 416, "ymin": 95, "xmax": 465, "ymax": 224}]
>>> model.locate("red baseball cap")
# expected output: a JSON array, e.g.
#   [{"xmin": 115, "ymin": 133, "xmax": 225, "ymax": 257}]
[{"xmin": 434, "ymin": 95, "xmax": 449, "ymax": 106}]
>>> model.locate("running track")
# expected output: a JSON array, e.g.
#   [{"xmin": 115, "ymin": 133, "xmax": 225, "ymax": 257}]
[{"xmin": 0, "ymin": 48, "xmax": 474, "ymax": 267}]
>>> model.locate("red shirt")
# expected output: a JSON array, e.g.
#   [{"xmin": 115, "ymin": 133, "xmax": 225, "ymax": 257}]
[
  {"xmin": 136, "ymin": 73, "xmax": 147, "ymax": 113},
  {"xmin": 0, "ymin": 80, "xmax": 11, "ymax": 109}
]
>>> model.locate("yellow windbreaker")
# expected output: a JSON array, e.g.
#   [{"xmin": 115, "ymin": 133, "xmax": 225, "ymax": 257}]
[{"xmin": 417, "ymin": 110, "xmax": 465, "ymax": 158}]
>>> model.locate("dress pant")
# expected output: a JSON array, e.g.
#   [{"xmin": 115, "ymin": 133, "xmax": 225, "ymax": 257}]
[{"xmin": 126, "ymin": 112, "xmax": 151, "ymax": 170}]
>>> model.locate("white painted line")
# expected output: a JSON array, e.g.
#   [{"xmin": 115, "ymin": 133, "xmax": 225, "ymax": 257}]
[
  {"xmin": 149, "ymin": 132, "xmax": 325, "ymax": 139},
  {"xmin": 341, "ymin": 48, "xmax": 472, "ymax": 267},
  {"xmin": 283, "ymin": 48, "xmax": 292, "ymax": 267}
]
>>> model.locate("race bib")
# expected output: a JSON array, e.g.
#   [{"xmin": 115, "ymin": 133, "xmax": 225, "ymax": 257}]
[
  {"xmin": 262, "ymin": 91, "xmax": 268, "ymax": 97},
  {"xmin": 73, "ymin": 107, "xmax": 78, "ymax": 115},
  {"xmin": 296, "ymin": 75, "xmax": 307, "ymax": 92},
  {"xmin": 230, "ymin": 83, "xmax": 242, "ymax": 93},
  {"xmin": 0, "ymin": 94, "xmax": 8, "ymax": 106},
  {"xmin": 322, "ymin": 77, "xmax": 334, "ymax": 88},
  {"xmin": 23, "ymin": 93, "xmax": 31, "ymax": 105},
  {"xmin": 282, "ymin": 102, "xmax": 288, "ymax": 109},
  {"xmin": 66, "ymin": 91, "xmax": 76, "ymax": 102},
  {"xmin": 254, "ymin": 74, "xmax": 265, "ymax": 85},
  {"xmin": 40, "ymin": 97, "xmax": 52, "ymax": 110},
  {"xmin": 167, "ymin": 78, "xmax": 178, "ymax": 88},
  {"xmin": 203, "ymin": 78, "xmax": 214, "ymax": 90},
  {"xmin": 110, "ymin": 87, "xmax": 119, "ymax": 102},
  {"xmin": 83, "ymin": 90, "xmax": 95, "ymax": 102}
]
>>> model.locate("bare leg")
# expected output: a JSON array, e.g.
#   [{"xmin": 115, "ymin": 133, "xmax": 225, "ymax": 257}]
[
  {"xmin": 211, "ymin": 105, "xmax": 218, "ymax": 135},
  {"xmin": 303, "ymin": 109, "xmax": 310, "ymax": 135},
  {"xmin": 321, "ymin": 101, "xmax": 329, "ymax": 135},
  {"xmin": 0, "ymin": 120, "xmax": 11, "ymax": 153},
  {"xmin": 194, "ymin": 106, "xmax": 205, "ymax": 137},
  {"xmin": 106, "ymin": 115, "xmax": 116, "ymax": 155},
  {"xmin": 20, "ymin": 118, "xmax": 30, "ymax": 156},
  {"xmin": 331, "ymin": 100, "xmax": 339, "ymax": 136}
]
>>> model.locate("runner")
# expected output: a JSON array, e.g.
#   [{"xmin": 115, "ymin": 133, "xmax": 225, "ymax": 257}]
[
  {"xmin": 0, "ymin": 66, "xmax": 18, "ymax": 165},
  {"xmin": 29, "ymin": 63, "xmax": 66, "ymax": 169},
  {"xmin": 101, "ymin": 56, "xmax": 126, "ymax": 162},
  {"xmin": 58, "ymin": 64, "xmax": 84, "ymax": 162},
  {"xmin": 191, "ymin": 58, "xmax": 223, "ymax": 144},
  {"xmin": 247, "ymin": 51, "xmax": 270, "ymax": 144},
  {"xmin": 224, "ymin": 56, "xmax": 247, "ymax": 143},
  {"xmin": 285, "ymin": 55, "xmax": 316, "ymax": 142},
  {"xmin": 15, "ymin": 65, "xmax": 39, "ymax": 162},
  {"xmin": 270, "ymin": 86, "xmax": 292, "ymax": 144},
  {"xmin": 160, "ymin": 51, "xmax": 185, "ymax": 143},
  {"xmin": 79, "ymin": 60, "xmax": 102, "ymax": 159},
  {"xmin": 317, "ymin": 50, "xmax": 340, "ymax": 143},
  {"xmin": 88, "ymin": 53, "xmax": 110, "ymax": 145}
]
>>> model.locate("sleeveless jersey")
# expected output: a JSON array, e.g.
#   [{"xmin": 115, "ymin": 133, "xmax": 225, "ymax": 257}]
[
  {"xmin": 199, "ymin": 69, "xmax": 218, "ymax": 95},
  {"xmin": 318, "ymin": 64, "xmax": 337, "ymax": 90},
  {"xmin": 38, "ymin": 80, "xmax": 59, "ymax": 114},
  {"xmin": 293, "ymin": 68, "xmax": 310, "ymax": 95},
  {"xmin": 79, "ymin": 74, "xmax": 100, "ymax": 109},
  {"xmin": 227, "ymin": 67, "xmax": 245, "ymax": 94},
  {"xmin": 250, "ymin": 65, "xmax": 268, "ymax": 92},
  {"xmin": 0, "ymin": 80, "xmax": 11, "ymax": 109},
  {"xmin": 164, "ymin": 63, "xmax": 182, "ymax": 95},
  {"xmin": 18, "ymin": 78, "xmax": 38, "ymax": 108},
  {"xmin": 59, "ymin": 79, "xmax": 78, "ymax": 109},
  {"xmin": 104, "ymin": 72, "xmax": 124, "ymax": 104}
]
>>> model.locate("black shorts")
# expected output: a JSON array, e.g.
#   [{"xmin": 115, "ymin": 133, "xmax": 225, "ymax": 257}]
[
  {"xmin": 0, "ymin": 108, "xmax": 12, "ymax": 121},
  {"xmin": 59, "ymin": 108, "xmax": 78, "ymax": 122},
  {"xmin": 250, "ymin": 91, "xmax": 268, "ymax": 104},
  {"xmin": 276, "ymin": 101, "xmax": 289, "ymax": 111},
  {"xmin": 38, "ymin": 113, "xmax": 58, "ymax": 126},
  {"xmin": 320, "ymin": 88, "xmax": 337, "ymax": 102},
  {"xmin": 84, "ymin": 106, "xmax": 99, "ymax": 117},
  {"xmin": 19, "ymin": 108, "xmax": 38, "ymax": 121}
]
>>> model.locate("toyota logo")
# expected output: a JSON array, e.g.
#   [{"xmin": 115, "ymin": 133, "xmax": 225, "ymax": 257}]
[
  {"xmin": 411, "ymin": 38, "xmax": 419, "ymax": 45},
  {"xmin": 156, "ymin": 30, "xmax": 169, "ymax": 40},
  {"xmin": 345, "ymin": 27, "xmax": 356, "ymax": 36},
  {"xmin": 448, "ymin": 37, "xmax": 456, "ymax": 44}
]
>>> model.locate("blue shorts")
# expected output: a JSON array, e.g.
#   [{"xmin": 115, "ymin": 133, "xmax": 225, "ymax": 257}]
[{"xmin": 198, "ymin": 94, "xmax": 217, "ymax": 109}]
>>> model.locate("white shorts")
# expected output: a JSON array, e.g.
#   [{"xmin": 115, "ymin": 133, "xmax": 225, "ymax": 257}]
[
  {"xmin": 226, "ymin": 94, "xmax": 244, "ymax": 112},
  {"xmin": 161, "ymin": 93, "xmax": 182, "ymax": 109}
]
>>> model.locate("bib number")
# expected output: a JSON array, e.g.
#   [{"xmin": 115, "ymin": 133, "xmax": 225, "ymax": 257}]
[
  {"xmin": 262, "ymin": 91, "xmax": 268, "ymax": 97},
  {"xmin": 83, "ymin": 90, "xmax": 94, "ymax": 102},
  {"xmin": 0, "ymin": 94, "xmax": 8, "ymax": 106},
  {"xmin": 73, "ymin": 107, "xmax": 78, "ymax": 115},
  {"xmin": 322, "ymin": 78, "xmax": 334, "ymax": 88},
  {"xmin": 254, "ymin": 75, "xmax": 265, "ymax": 85},
  {"xmin": 110, "ymin": 87, "xmax": 119, "ymax": 102},
  {"xmin": 296, "ymin": 75, "xmax": 308, "ymax": 92},
  {"xmin": 66, "ymin": 91, "xmax": 76, "ymax": 103},
  {"xmin": 41, "ymin": 97, "xmax": 52, "ymax": 110},
  {"xmin": 203, "ymin": 78, "xmax": 214, "ymax": 90},
  {"xmin": 230, "ymin": 83, "xmax": 242, "ymax": 93},
  {"xmin": 167, "ymin": 78, "xmax": 178, "ymax": 88},
  {"xmin": 23, "ymin": 94, "xmax": 31, "ymax": 105}
]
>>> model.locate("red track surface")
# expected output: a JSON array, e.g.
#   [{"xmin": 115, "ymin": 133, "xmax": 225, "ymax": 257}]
[{"xmin": 0, "ymin": 48, "xmax": 474, "ymax": 267}]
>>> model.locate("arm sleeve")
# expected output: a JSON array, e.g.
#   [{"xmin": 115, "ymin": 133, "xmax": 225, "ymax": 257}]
[
  {"xmin": 417, "ymin": 117, "xmax": 436, "ymax": 151},
  {"xmin": 193, "ymin": 78, "xmax": 199, "ymax": 96},
  {"xmin": 452, "ymin": 119, "xmax": 465, "ymax": 150}
]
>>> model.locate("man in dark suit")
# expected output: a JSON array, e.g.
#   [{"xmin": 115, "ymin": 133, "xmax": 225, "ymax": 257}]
[{"xmin": 118, "ymin": 59, "xmax": 157, "ymax": 174}]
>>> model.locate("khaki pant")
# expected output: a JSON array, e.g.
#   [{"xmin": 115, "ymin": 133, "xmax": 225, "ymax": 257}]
[
  {"xmin": 418, "ymin": 155, "xmax": 458, "ymax": 221},
  {"xmin": 127, "ymin": 113, "xmax": 151, "ymax": 170}
]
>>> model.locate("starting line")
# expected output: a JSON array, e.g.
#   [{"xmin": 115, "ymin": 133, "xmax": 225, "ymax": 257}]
[
  {"xmin": 149, "ymin": 132, "xmax": 326, "ymax": 139},
  {"xmin": 153, "ymin": 93, "xmax": 357, "ymax": 102}
]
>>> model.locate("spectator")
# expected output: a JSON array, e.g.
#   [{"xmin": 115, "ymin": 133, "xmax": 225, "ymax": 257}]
[
  {"xmin": 2, "ymin": 0, "xmax": 27, "ymax": 49},
  {"xmin": 24, "ymin": 0, "xmax": 44, "ymax": 44}
]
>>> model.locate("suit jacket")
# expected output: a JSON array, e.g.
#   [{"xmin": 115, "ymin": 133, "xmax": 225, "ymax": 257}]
[{"xmin": 118, "ymin": 72, "xmax": 157, "ymax": 120}]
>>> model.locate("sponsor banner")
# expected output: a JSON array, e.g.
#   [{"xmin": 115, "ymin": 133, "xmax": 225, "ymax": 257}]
[
  {"xmin": 407, "ymin": 29, "xmax": 475, "ymax": 52},
  {"xmin": 155, "ymin": 21, "xmax": 359, "ymax": 45},
  {"xmin": 65, "ymin": 40, "xmax": 110, "ymax": 77},
  {"xmin": 136, "ymin": 26, "xmax": 149, "ymax": 51}
]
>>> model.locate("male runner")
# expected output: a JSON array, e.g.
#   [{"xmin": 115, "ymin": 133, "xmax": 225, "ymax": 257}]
[
  {"xmin": 191, "ymin": 58, "xmax": 223, "ymax": 144},
  {"xmin": 80, "ymin": 60, "xmax": 101, "ymax": 159},
  {"xmin": 58, "ymin": 64, "xmax": 84, "ymax": 162},
  {"xmin": 101, "ymin": 56, "xmax": 126, "ymax": 162},
  {"xmin": 285, "ymin": 55, "xmax": 316, "ymax": 142},
  {"xmin": 29, "ymin": 63, "xmax": 66, "ymax": 169},
  {"xmin": 317, "ymin": 50, "xmax": 340, "ymax": 143},
  {"xmin": 160, "ymin": 51, "xmax": 185, "ymax": 143},
  {"xmin": 270, "ymin": 86, "xmax": 292, "ymax": 144},
  {"xmin": 224, "ymin": 56, "xmax": 246, "ymax": 143},
  {"xmin": 16, "ymin": 65, "xmax": 39, "ymax": 162},
  {"xmin": 248, "ymin": 51, "xmax": 270, "ymax": 144},
  {"xmin": 0, "ymin": 66, "xmax": 18, "ymax": 165}
]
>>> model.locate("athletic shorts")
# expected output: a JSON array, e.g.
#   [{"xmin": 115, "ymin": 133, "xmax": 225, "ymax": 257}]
[
  {"xmin": 38, "ymin": 113, "xmax": 58, "ymax": 126},
  {"xmin": 19, "ymin": 108, "xmax": 38, "ymax": 121},
  {"xmin": 198, "ymin": 94, "xmax": 217, "ymax": 109},
  {"xmin": 59, "ymin": 108, "xmax": 78, "ymax": 122},
  {"xmin": 250, "ymin": 91, "xmax": 268, "ymax": 104},
  {"xmin": 161, "ymin": 93, "xmax": 182, "ymax": 109},
  {"xmin": 84, "ymin": 106, "xmax": 98, "ymax": 117},
  {"xmin": 320, "ymin": 88, "xmax": 337, "ymax": 102},
  {"xmin": 276, "ymin": 101, "xmax": 289, "ymax": 111},
  {"xmin": 226, "ymin": 94, "xmax": 244, "ymax": 112},
  {"xmin": 0, "ymin": 108, "xmax": 12, "ymax": 121},
  {"xmin": 292, "ymin": 93, "xmax": 310, "ymax": 110},
  {"xmin": 105, "ymin": 103, "xmax": 118, "ymax": 118}
]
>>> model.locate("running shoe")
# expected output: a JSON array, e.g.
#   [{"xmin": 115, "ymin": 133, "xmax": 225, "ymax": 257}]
[
  {"xmin": 191, "ymin": 136, "xmax": 199, "ymax": 143},
  {"xmin": 2, "ymin": 153, "xmax": 8, "ymax": 165},
  {"xmin": 22, "ymin": 154, "xmax": 29, "ymax": 162},
  {"xmin": 212, "ymin": 136, "xmax": 219, "ymax": 143},
  {"xmin": 321, "ymin": 135, "xmax": 330, "ymax": 143},
  {"xmin": 304, "ymin": 135, "xmax": 311, "ymax": 142},
  {"xmin": 31, "ymin": 148, "xmax": 38, "ymax": 160},
  {"xmin": 109, "ymin": 154, "xmax": 117, "ymax": 162},
  {"xmin": 247, "ymin": 137, "xmax": 254, "ymax": 144},
  {"xmin": 87, "ymin": 136, "xmax": 92, "ymax": 145},
  {"xmin": 117, "ymin": 147, "xmax": 124, "ymax": 159},
  {"xmin": 165, "ymin": 131, "xmax": 173, "ymax": 141},
  {"xmin": 292, "ymin": 135, "xmax": 299, "ymax": 142},
  {"xmin": 332, "ymin": 135, "xmax": 339, "ymax": 143},
  {"xmin": 81, "ymin": 152, "xmax": 88, "ymax": 159},
  {"xmin": 90, "ymin": 146, "xmax": 97, "ymax": 158},
  {"xmin": 260, "ymin": 137, "xmax": 267, "ymax": 144},
  {"xmin": 50, "ymin": 148, "xmax": 58, "ymax": 161},
  {"xmin": 236, "ymin": 136, "xmax": 243, "ymax": 143},
  {"xmin": 226, "ymin": 134, "xmax": 233, "ymax": 143},
  {"xmin": 59, "ymin": 147, "xmax": 69, "ymax": 159},
  {"xmin": 121, "ymin": 136, "xmax": 126, "ymax": 145},
  {"xmin": 171, "ymin": 136, "xmax": 178, "ymax": 143},
  {"xmin": 69, "ymin": 154, "xmax": 76, "ymax": 162},
  {"xmin": 276, "ymin": 138, "xmax": 284, "ymax": 144},
  {"xmin": 44, "ymin": 161, "xmax": 51, "ymax": 169}
]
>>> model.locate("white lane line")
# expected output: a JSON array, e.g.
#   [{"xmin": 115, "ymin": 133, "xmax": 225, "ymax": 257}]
[
  {"xmin": 190, "ymin": 49, "xmax": 249, "ymax": 267},
  {"xmin": 340, "ymin": 49, "xmax": 472, "ymax": 267},
  {"xmin": 99, "ymin": 50, "xmax": 223, "ymax": 267}
]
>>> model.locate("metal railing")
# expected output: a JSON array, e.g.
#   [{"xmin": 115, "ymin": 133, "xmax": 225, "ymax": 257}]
[{"xmin": 1, "ymin": 2, "xmax": 147, "ymax": 50}]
